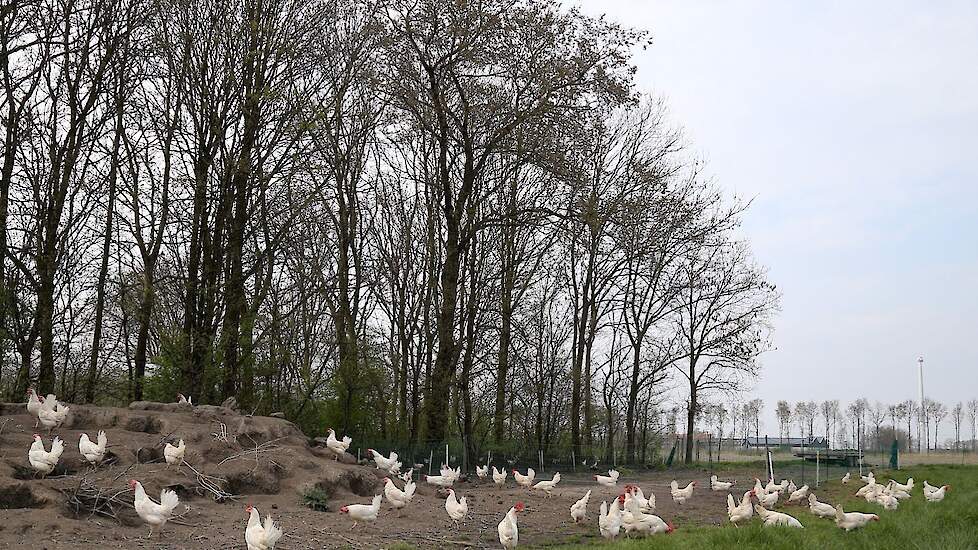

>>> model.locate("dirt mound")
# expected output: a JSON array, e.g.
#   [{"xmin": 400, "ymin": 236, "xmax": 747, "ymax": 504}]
[
  {"xmin": 0, "ymin": 482, "xmax": 46, "ymax": 509},
  {"xmin": 0, "ymin": 400, "xmax": 376, "ymax": 517}
]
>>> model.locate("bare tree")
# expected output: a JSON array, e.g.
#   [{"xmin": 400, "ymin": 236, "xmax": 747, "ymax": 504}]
[
  {"xmin": 968, "ymin": 399, "xmax": 978, "ymax": 452},
  {"xmin": 674, "ymin": 236, "xmax": 780, "ymax": 463},
  {"xmin": 951, "ymin": 402, "xmax": 963, "ymax": 451},
  {"xmin": 775, "ymin": 400, "xmax": 791, "ymax": 440},
  {"xmin": 869, "ymin": 402, "xmax": 887, "ymax": 452}
]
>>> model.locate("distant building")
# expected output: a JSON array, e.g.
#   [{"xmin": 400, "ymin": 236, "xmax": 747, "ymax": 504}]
[{"xmin": 739, "ymin": 437, "xmax": 828, "ymax": 449}]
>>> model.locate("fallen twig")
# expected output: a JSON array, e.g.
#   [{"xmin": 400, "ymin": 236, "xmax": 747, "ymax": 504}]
[
  {"xmin": 180, "ymin": 461, "xmax": 235, "ymax": 502},
  {"xmin": 217, "ymin": 437, "xmax": 286, "ymax": 466}
]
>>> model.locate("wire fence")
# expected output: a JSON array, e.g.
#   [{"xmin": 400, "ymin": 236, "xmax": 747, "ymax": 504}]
[{"xmin": 352, "ymin": 432, "xmax": 969, "ymax": 482}]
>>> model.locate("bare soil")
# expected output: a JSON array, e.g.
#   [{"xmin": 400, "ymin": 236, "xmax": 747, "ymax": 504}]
[{"xmin": 0, "ymin": 402, "xmax": 770, "ymax": 549}]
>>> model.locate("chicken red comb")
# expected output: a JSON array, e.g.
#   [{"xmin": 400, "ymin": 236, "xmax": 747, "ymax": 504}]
[
  {"xmin": 32, "ymin": 433, "xmax": 40, "ymax": 438},
  {"xmin": 667, "ymin": 521, "xmax": 676, "ymax": 533},
  {"xmin": 339, "ymin": 506, "xmax": 348, "ymax": 513},
  {"xmin": 514, "ymin": 501, "xmax": 525, "ymax": 512},
  {"xmin": 245, "ymin": 504, "xmax": 253, "ymax": 512}
]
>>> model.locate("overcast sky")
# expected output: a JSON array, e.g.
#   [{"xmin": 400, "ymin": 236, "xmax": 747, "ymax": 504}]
[{"xmin": 573, "ymin": 0, "xmax": 978, "ymax": 440}]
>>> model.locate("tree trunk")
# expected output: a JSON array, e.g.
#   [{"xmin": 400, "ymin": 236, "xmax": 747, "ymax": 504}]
[
  {"xmin": 85, "ymin": 77, "xmax": 124, "ymax": 403},
  {"xmin": 684, "ymin": 358, "xmax": 697, "ymax": 464},
  {"xmin": 624, "ymin": 340, "xmax": 642, "ymax": 463}
]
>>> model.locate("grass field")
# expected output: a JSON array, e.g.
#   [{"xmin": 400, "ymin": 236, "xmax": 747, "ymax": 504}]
[{"xmin": 547, "ymin": 464, "xmax": 978, "ymax": 550}]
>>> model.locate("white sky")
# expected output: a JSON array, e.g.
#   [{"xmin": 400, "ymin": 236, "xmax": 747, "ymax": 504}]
[{"xmin": 573, "ymin": 0, "xmax": 978, "ymax": 441}]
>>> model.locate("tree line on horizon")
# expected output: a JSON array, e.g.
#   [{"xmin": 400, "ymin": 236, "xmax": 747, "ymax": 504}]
[
  {"xmin": 0, "ymin": 0, "xmax": 781, "ymax": 465},
  {"xmin": 707, "ymin": 397, "xmax": 978, "ymax": 453}
]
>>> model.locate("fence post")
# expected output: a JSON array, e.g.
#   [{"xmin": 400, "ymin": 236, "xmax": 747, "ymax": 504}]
[
  {"xmin": 428, "ymin": 449, "xmax": 433, "ymax": 475},
  {"xmin": 708, "ymin": 434, "xmax": 713, "ymax": 474},
  {"xmin": 572, "ymin": 449, "xmax": 576, "ymax": 473},
  {"xmin": 765, "ymin": 436, "xmax": 771, "ymax": 481},
  {"xmin": 445, "ymin": 443, "xmax": 449, "ymax": 468},
  {"xmin": 815, "ymin": 450, "xmax": 820, "ymax": 488},
  {"xmin": 801, "ymin": 438, "xmax": 806, "ymax": 485}
]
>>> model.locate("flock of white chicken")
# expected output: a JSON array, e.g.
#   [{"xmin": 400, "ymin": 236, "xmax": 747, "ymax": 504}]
[
  {"xmin": 723, "ymin": 469, "xmax": 951, "ymax": 532},
  {"xmin": 23, "ymin": 390, "xmax": 280, "ymax": 550},
  {"xmin": 20, "ymin": 388, "xmax": 954, "ymax": 549}
]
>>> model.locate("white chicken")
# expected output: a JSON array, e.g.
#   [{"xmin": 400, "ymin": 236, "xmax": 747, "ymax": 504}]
[
  {"xmin": 621, "ymin": 492, "xmax": 673, "ymax": 535},
  {"xmin": 594, "ymin": 469, "xmax": 620, "ymax": 487},
  {"xmin": 855, "ymin": 478, "xmax": 878, "ymax": 497},
  {"xmin": 787, "ymin": 481, "xmax": 798, "ymax": 494},
  {"xmin": 131, "ymin": 479, "xmax": 180, "ymax": 538},
  {"xmin": 324, "ymin": 428, "xmax": 352, "ymax": 459},
  {"xmin": 513, "ymin": 468, "xmax": 535, "ymax": 488},
  {"xmin": 924, "ymin": 484, "xmax": 949, "ymax": 502},
  {"xmin": 37, "ymin": 396, "xmax": 69, "ymax": 433},
  {"xmin": 177, "ymin": 393, "xmax": 193, "ymax": 405},
  {"xmin": 808, "ymin": 493, "xmax": 836, "ymax": 518},
  {"xmin": 873, "ymin": 491, "xmax": 899, "ymax": 510},
  {"xmin": 710, "ymin": 475, "xmax": 734, "ymax": 491},
  {"xmin": 885, "ymin": 481, "xmax": 911, "ymax": 500},
  {"xmin": 570, "ymin": 490, "xmax": 590, "ymax": 523},
  {"xmin": 755, "ymin": 488, "xmax": 779, "ymax": 508},
  {"xmin": 476, "ymin": 464, "xmax": 489, "ymax": 479},
  {"xmin": 755, "ymin": 504, "xmax": 803, "ymax": 528},
  {"xmin": 398, "ymin": 468, "xmax": 414, "ymax": 483},
  {"xmin": 861, "ymin": 471, "xmax": 875, "ymax": 484},
  {"xmin": 26, "ymin": 388, "xmax": 44, "ymax": 428},
  {"xmin": 727, "ymin": 491, "xmax": 753, "ymax": 525},
  {"xmin": 163, "ymin": 438, "xmax": 185, "ymax": 467},
  {"xmin": 78, "ymin": 431, "xmax": 107, "ymax": 466},
  {"xmin": 445, "ymin": 489, "xmax": 468, "ymax": 528},
  {"xmin": 339, "ymin": 494, "xmax": 382, "ymax": 529},
  {"xmin": 861, "ymin": 483, "xmax": 883, "ymax": 504},
  {"xmin": 492, "ymin": 466, "xmax": 508, "ymax": 485},
  {"xmin": 787, "ymin": 484, "xmax": 809, "ymax": 503},
  {"xmin": 532, "ymin": 472, "xmax": 561, "ymax": 496},
  {"xmin": 753, "ymin": 478, "xmax": 768, "ymax": 496},
  {"xmin": 923, "ymin": 480, "xmax": 942, "ymax": 496},
  {"xmin": 777, "ymin": 480, "xmax": 791, "ymax": 494},
  {"xmin": 669, "ymin": 480, "xmax": 696, "ymax": 504},
  {"xmin": 367, "ymin": 449, "xmax": 400, "ymax": 473},
  {"xmin": 764, "ymin": 479, "xmax": 781, "ymax": 494},
  {"xmin": 598, "ymin": 499, "xmax": 622, "ymax": 540},
  {"xmin": 28, "ymin": 434, "xmax": 64, "ymax": 478},
  {"xmin": 383, "ymin": 477, "xmax": 415, "ymax": 515},
  {"xmin": 834, "ymin": 503, "xmax": 878, "ymax": 531},
  {"xmin": 497, "ymin": 502, "xmax": 524, "ymax": 549},
  {"xmin": 624, "ymin": 485, "xmax": 654, "ymax": 513},
  {"xmin": 423, "ymin": 473, "xmax": 454, "ymax": 488},
  {"xmin": 440, "ymin": 464, "xmax": 461, "ymax": 482},
  {"xmin": 244, "ymin": 505, "xmax": 283, "ymax": 550},
  {"xmin": 841, "ymin": 472, "xmax": 851, "ymax": 484},
  {"xmin": 889, "ymin": 477, "xmax": 913, "ymax": 493}
]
